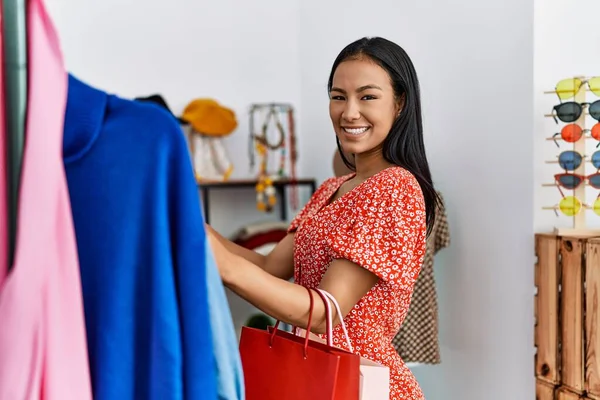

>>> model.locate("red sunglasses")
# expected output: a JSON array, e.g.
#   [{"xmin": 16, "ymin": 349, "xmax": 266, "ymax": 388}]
[{"xmin": 552, "ymin": 122, "xmax": 600, "ymax": 147}]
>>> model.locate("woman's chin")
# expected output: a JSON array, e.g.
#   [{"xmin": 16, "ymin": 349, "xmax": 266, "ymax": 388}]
[{"xmin": 339, "ymin": 142, "xmax": 365, "ymax": 156}]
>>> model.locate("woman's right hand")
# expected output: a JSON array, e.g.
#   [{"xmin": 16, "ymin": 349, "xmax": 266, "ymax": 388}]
[
  {"xmin": 204, "ymin": 223, "xmax": 269, "ymax": 271},
  {"xmin": 205, "ymin": 223, "xmax": 216, "ymax": 236},
  {"xmin": 207, "ymin": 228, "xmax": 236, "ymax": 282},
  {"xmin": 203, "ymin": 223, "xmax": 295, "ymax": 281}
]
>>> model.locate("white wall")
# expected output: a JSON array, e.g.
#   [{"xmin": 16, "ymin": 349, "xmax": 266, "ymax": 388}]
[
  {"xmin": 46, "ymin": 1, "xmax": 537, "ymax": 399},
  {"xmin": 46, "ymin": 0, "xmax": 310, "ymax": 237},
  {"xmin": 45, "ymin": 0, "xmax": 313, "ymax": 339},
  {"xmin": 298, "ymin": 1, "xmax": 534, "ymax": 399},
  {"xmin": 300, "ymin": 0, "xmax": 534, "ymax": 400},
  {"xmin": 534, "ymin": 0, "xmax": 600, "ymax": 232}
]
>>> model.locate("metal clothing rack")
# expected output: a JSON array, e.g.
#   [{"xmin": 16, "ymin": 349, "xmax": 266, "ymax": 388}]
[{"xmin": 2, "ymin": 0, "xmax": 28, "ymax": 272}]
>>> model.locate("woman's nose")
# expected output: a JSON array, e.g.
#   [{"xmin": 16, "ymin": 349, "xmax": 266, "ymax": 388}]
[{"xmin": 342, "ymin": 102, "xmax": 360, "ymax": 121}]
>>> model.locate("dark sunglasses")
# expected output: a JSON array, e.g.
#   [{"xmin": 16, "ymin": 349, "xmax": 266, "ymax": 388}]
[
  {"xmin": 551, "ymin": 100, "xmax": 600, "ymax": 123},
  {"xmin": 557, "ymin": 150, "xmax": 600, "ymax": 171},
  {"xmin": 554, "ymin": 172, "xmax": 600, "ymax": 190}
]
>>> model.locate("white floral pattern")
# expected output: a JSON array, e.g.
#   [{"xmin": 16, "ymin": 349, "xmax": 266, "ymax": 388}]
[{"xmin": 288, "ymin": 167, "xmax": 427, "ymax": 400}]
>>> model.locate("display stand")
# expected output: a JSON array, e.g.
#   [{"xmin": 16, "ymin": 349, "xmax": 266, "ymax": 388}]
[
  {"xmin": 542, "ymin": 75, "xmax": 600, "ymax": 237},
  {"xmin": 248, "ymin": 102, "xmax": 299, "ymax": 213},
  {"xmin": 198, "ymin": 178, "xmax": 316, "ymax": 224}
]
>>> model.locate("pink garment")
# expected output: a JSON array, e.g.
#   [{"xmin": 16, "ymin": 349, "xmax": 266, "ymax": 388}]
[
  {"xmin": 0, "ymin": 3, "xmax": 7, "ymax": 284},
  {"xmin": 0, "ymin": 0, "xmax": 93, "ymax": 398}
]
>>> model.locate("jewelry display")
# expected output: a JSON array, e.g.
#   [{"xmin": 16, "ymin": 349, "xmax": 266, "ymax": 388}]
[{"xmin": 249, "ymin": 103, "xmax": 298, "ymax": 213}]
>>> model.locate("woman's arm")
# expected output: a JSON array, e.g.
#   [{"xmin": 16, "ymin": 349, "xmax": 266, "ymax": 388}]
[
  {"xmin": 209, "ymin": 234, "xmax": 378, "ymax": 334},
  {"xmin": 206, "ymin": 224, "xmax": 266, "ymax": 267},
  {"xmin": 206, "ymin": 224, "xmax": 295, "ymax": 280}
]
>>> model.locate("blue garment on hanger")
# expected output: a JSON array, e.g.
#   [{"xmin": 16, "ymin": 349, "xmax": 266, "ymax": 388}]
[
  {"xmin": 204, "ymin": 239, "xmax": 245, "ymax": 400},
  {"xmin": 62, "ymin": 74, "xmax": 218, "ymax": 400}
]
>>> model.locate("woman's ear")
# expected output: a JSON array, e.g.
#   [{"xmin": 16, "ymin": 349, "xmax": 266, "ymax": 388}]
[{"xmin": 395, "ymin": 93, "xmax": 406, "ymax": 117}]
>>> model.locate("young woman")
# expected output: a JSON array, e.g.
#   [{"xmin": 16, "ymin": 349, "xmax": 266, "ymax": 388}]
[{"xmin": 207, "ymin": 36, "xmax": 439, "ymax": 400}]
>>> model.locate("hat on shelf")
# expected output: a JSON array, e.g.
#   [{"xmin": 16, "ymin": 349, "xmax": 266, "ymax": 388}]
[{"xmin": 180, "ymin": 98, "xmax": 238, "ymax": 137}]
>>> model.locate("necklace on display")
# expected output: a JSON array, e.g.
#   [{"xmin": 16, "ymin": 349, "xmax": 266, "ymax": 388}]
[
  {"xmin": 255, "ymin": 139, "xmax": 277, "ymax": 212},
  {"xmin": 248, "ymin": 103, "xmax": 299, "ymax": 213},
  {"xmin": 253, "ymin": 106, "xmax": 284, "ymax": 212}
]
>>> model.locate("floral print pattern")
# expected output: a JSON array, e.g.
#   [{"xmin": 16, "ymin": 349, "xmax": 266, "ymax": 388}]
[{"xmin": 288, "ymin": 167, "xmax": 427, "ymax": 400}]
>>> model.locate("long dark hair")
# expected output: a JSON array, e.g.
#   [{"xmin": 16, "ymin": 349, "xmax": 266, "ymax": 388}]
[{"xmin": 328, "ymin": 37, "xmax": 440, "ymax": 236}]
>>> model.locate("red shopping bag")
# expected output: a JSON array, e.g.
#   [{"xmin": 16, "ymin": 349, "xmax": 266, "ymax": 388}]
[
  {"xmin": 265, "ymin": 328, "xmax": 361, "ymax": 399},
  {"xmin": 239, "ymin": 286, "xmax": 360, "ymax": 400}
]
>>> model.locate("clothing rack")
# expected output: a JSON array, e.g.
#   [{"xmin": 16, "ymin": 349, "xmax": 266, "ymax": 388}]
[{"xmin": 2, "ymin": 0, "xmax": 28, "ymax": 271}]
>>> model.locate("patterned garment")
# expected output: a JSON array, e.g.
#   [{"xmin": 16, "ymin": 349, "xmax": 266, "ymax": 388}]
[
  {"xmin": 288, "ymin": 167, "xmax": 427, "ymax": 400},
  {"xmin": 393, "ymin": 192, "xmax": 450, "ymax": 364}
]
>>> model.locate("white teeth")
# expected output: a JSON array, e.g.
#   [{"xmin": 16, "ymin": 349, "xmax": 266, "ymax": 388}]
[{"xmin": 343, "ymin": 127, "xmax": 369, "ymax": 135}]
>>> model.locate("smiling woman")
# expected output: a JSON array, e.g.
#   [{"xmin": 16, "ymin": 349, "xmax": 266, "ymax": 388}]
[
  {"xmin": 329, "ymin": 73, "xmax": 402, "ymax": 157},
  {"xmin": 207, "ymin": 36, "xmax": 439, "ymax": 400}
]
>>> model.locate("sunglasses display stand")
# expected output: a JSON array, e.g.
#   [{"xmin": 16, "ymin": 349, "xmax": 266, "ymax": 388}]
[
  {"xmin": 542, "ymin": 75, "xmax": 600, "ymax": 237},
  {"xmin": 536, "ymin": 81, "xmax": 600, "ymax": 400}
]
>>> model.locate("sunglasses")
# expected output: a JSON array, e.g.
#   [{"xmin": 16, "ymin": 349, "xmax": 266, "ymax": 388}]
[
  {"xmin": 554, "ymin": 172, "xmax": 600, "ymax": 190},
  {"xmin": 555, "ymin": 77, "xmax": 600, "ymax": 100},
  {"xmin": 551, "ymin": 195, "xmax": 600, "ymax": 217},
  {"xmin": 556, "ymin": 150, "xmax": 600, "ymax": 171},
  {"xmin": 557, "ymin": 195, "xmax": 583, "ymax": 217},
  {"xmin": 551, "ymin": 122, "xmax": 600, "ymax": 147},
  {"xmin": 551, "ymin": 101, "xmax": 600, "ymax": 123}
]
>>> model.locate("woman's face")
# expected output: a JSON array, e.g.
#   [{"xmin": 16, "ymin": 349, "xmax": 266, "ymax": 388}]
[{"xmin": 329, "ymin": 58, "xmax": 402, "ymax": 157}]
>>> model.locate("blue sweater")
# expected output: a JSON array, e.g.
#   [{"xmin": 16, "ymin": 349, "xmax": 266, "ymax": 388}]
[{"xmin": 63, "ymin": 75, "xmax": 218, "ymax": 399}]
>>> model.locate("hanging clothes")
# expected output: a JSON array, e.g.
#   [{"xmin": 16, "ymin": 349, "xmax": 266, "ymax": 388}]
[
  {"xmin": 392, "ymin": 191, "xmax": 450, "ymax": 365},
  {"xmin": 62, "ymin": 74, "xmax": 219, "ymax": 399},
  {"xmin": 132, "ymin": 96, "xmax": 244, "ymax": 399},
  {"xmin": 0, "ymin": 0, "xmax": 93, "ymax": 398},
  {"xmin": 205, "ymin": 239, "xmax": 245, "ymax": 400},
  {"xmin": 0, "ymin": 15, "xmax": 7, "ymax": 284}
]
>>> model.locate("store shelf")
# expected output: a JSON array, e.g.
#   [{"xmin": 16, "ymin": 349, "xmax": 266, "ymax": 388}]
[{"xmin": 198, "ymin": 178, "xmax": 317, "ymax": 223}]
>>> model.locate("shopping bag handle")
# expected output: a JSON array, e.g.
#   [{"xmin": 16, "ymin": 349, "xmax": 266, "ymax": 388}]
[
  {"xmin": 290, "ymin": 287, "xmax": 333, "ymax": 344},
  {"xmin": 314, "ymin": 289, "xmax": 354, "ymax": 353},
  {"xmin": 269, "ymin": 285, "xmax": 316, "ymax": 358}
]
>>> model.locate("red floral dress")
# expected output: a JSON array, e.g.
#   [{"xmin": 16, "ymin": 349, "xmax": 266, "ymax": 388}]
[{"xmin": 288, "ymin": 166, "xmax": 427, "ymax": 400}]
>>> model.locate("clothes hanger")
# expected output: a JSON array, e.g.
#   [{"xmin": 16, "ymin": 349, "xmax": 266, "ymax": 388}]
[{"xmin": 2, "ymin": 0, "xmax": 28, "ymax": 270}]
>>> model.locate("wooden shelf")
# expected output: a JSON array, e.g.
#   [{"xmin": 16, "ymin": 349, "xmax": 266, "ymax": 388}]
[
  {"xmin": 198, "ymin": 178, "xmax": 316, "ymax": 189},
  {"xmin": 535, "ymin": 233, "xmax": 600, "ymax": 398},
  {"xmin": 197, "ymin": 177, "xmax": 317, "ymax": 224}
]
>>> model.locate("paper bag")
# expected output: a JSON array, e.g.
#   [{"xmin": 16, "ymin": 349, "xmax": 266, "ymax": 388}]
[
  {"xmin": 315, "ymin": 289, "xmax": 390, "ymax": 400},
  {"xmin": 359, "ymin": 356, "xmax": 390, "ymax": 400}
]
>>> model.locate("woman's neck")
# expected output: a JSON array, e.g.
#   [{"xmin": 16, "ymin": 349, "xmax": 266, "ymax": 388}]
[{"xmin": 353, "ymin": 150, "xmax": 393, "ymax": 181}]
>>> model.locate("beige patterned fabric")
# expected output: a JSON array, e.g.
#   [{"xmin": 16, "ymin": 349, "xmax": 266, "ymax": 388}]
[{"xmin": 392, "ymin": 192, "xmax": 450, "ymax": 364}]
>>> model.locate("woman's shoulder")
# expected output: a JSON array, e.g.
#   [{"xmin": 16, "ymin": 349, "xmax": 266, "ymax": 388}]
[
  {"xmin": 362, "ymin": 166, "xmax": 423, "ymax": 199},
  {"xmin": 287, "ymin": 174, "xmax": 351, "ymax": 232}
]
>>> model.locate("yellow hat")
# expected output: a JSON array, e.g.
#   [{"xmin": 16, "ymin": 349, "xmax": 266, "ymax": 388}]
[{"xmin": 181, "ymin": 98, "xmax": 237, "ymax": 136}]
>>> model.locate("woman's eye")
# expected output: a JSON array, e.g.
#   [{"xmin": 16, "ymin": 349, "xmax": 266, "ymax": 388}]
[
  {"xmin": 362, "ymin": 95, "xmax": 376, "ymax": 100},
  {"xmin": 331, "ymin": 95, "xmax": 345, "ymax": 101}
]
